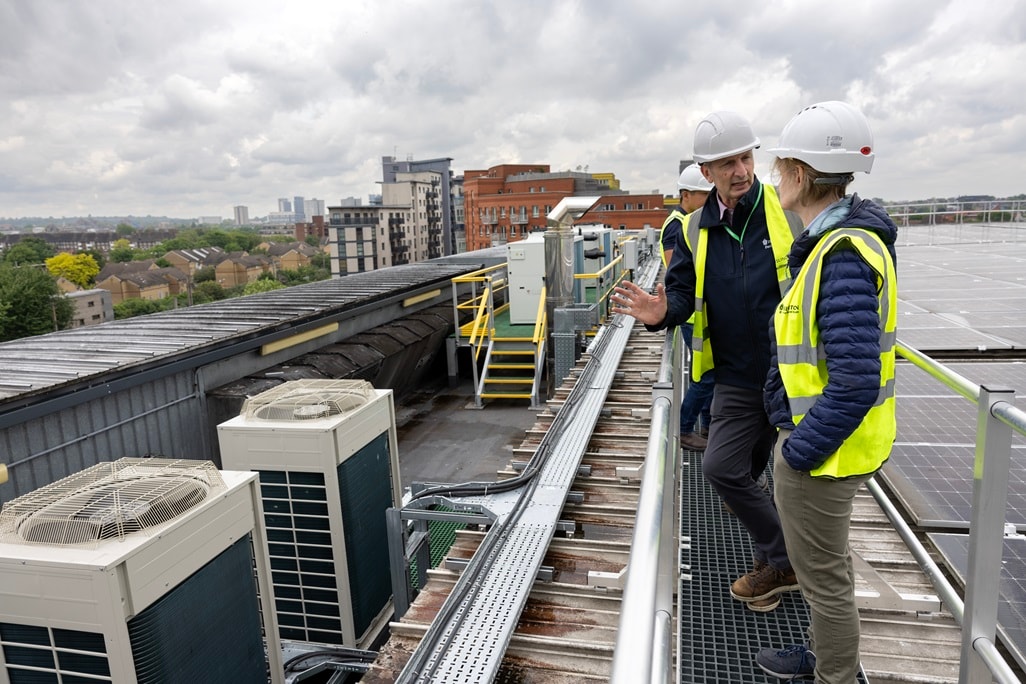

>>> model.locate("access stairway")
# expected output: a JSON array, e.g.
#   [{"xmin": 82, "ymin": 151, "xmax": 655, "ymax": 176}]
[{"xmin": 449, "ymin": 264, "xmax": 546, "ymax": 409}]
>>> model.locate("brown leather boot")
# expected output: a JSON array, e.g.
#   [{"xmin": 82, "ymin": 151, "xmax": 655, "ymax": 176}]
[
  {"xmin": 680, "ymin": 433, "xmax": 708, "ymax": 451},
  {"xmin": 730, "ymin": 562, "xmax": 799, "ymax": 602}
]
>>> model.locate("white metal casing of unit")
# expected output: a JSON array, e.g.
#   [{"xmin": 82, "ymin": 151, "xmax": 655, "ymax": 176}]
[
  {"xmin": 216, "ymin": 382, "xmax": 401, "ymax": 649},
  {"xmin": 0, "ymin": 464, "xmax": 284, "ymax": 684},
  {"xmin": 506, "ymin": 233, "xmax": 547, "ymax": 324}
]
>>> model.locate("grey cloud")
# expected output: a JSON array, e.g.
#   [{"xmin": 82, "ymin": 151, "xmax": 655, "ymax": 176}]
[{"xmin": 1, "ymin": 0, "xmax": 1023, "ymax": 218}]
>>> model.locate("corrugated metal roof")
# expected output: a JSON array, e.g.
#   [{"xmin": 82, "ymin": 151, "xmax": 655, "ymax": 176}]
[{"xmin": 0, "ymin": 262, "xmax": 475, "ymax": 404}]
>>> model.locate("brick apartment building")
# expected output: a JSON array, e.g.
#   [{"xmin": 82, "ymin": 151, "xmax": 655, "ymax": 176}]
[{"xmin": 463, "ymin": 164, "xmax": 668, "ymax": 251}]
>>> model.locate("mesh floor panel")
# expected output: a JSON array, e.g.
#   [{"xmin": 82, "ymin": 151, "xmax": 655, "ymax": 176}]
[{"xmin": 679, "ymin": 450, "xmax": 812, "ymax": 683}]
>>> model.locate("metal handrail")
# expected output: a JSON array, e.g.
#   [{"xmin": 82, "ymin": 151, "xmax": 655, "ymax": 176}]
[
  {"xmin": 610, "ymin": 336, "xmax": 1025, "ymax": 683},
  {"xmin": 877, "ymin": 342, "xmax": 1023, "ymax": 683},
  {"xmin": 532, "ymin": 285, "xmax": 547, "ymax": 346},
  {"xmin": 574, "ymin": 255, "xmax": 630, "ymax": 322},
  {"xmin": 530, "ymin": 286, "xmax": 548, "ymax": 408},
  {"xmin": 466, "ymin": 286, "xmax": 491, "ymax": 354},
  {"xmin": 610, "ymin": 328, "xmax": 681, "ymax": 683}
]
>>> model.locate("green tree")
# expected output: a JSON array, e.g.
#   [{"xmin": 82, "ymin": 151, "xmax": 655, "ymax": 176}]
[
  {"xmin": 45, "ymin": 252, "xmax": 100, "ymax": 288},
  {"xmin": 310, "ymin": 251, "xmax": 330, "ymax": 270},
  {"xmin": 304, "ymin": 235, "xmax": 320, "ymax": 247},
  {"xmin": 4, "ymin": 237, "xmax": 55, "ymax": 265},
  {"xmin": 193, "ymin": 281, "xmax": 227, "ymax": 303},
  {"xmin": 109, "ymin": 238, "xmax": 135, "ymax": 263},
  {"xmin": 115, "ymin": 222, "xmax": 136, "ymax": 237},
  {"xmin": 80, "ymin": 249, "xmax": 106, "ymax": 271},
  {"xmin": 193, "ymin": 266, "xmax": 216, "ymax": 283},
  {"xmin": 242, "ymin": 279, "xmax": 286, "ymax": 296},
  {"xmin": 277, "ymin": 265, "xmax": 329, "ymax": 286},
  {"xmin": 158, "ymin": 232, "xmax": 203, "ymax": 251},
  {"xmin": 113, "ymin": 297, "xmax": 166, "ymax": 319},
  {"xmin": 0, "ymin": 265, "xmax": 74, "ymax": 340}
]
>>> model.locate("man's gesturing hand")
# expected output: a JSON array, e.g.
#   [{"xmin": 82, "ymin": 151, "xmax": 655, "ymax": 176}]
[{"xmin": 610, "ymin": 281, "xmax": 668, "ymax": 326}]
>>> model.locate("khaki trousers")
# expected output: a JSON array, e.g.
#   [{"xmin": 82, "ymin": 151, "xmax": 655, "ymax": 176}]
[{"xmin": 773, "ymin": 429, "xmax": 872, "ymax": 683}]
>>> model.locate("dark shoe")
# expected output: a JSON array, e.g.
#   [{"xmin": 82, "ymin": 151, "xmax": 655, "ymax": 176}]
[
  {"xmin": 730, "ymin": 562, "xmax": 800, "ymax": 602},
  {"xmin": 680, "ymin": 433, "xmax": 708, "ymax": 451},
  {"xmin": 699, "ymin": 426, "xmax": 709, "ymax": 438},
  {"xmin": 755, "ymin": 644, "xmax": 816, "ymax": 680}
]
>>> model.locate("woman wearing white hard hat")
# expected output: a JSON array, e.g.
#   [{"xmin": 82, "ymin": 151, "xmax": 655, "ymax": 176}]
[{"xmin": 755, "ymin": 101, "xmax": 898, "ymax": 683}]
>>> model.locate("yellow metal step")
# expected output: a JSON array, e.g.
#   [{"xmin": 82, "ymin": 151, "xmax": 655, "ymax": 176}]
[
  {"xmin": 490, "ymin": 349, "xmax": 535, "ymax": 356},
  {"xmin": 488, "ymin": 363, "xmax": 535, "ymax": 370},
  {"xmin": 484, "ymin": 378, "xmax": 534, "ymax": 385},
  {"xmin": 480, "ymin": 392, "xmax": 533, "ymax": 399}
]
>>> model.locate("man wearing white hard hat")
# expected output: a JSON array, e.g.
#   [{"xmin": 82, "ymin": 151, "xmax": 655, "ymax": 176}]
[
  {"xmin": 755, "ymin": 101, "xmax": 897, "ymax": 683},
  {"xmin": 613, "ymin": 110, "xmax": 802, "ymax": 611},
  {"xmin": 658, "ymin": 163, "xmax": 715, "ymax": 452}
]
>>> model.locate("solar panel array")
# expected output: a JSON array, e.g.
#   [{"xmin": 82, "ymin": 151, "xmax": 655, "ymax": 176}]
[
  {"xmin": 885, "ymin": 227, "xmax": 1026, "ymax": 675},
  {"xmin": 929, "ymin": 533, "xmax": 1026, "ymax": 673},
  {"xmin": 895, "ymin": 231, "xmax": 1026, "ymax": 353},
  {"xmin": 885, "ymin": 362, "xmax": 1026, "ymax": 530}
]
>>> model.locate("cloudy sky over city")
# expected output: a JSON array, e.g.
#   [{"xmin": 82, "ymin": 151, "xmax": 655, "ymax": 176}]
[{"xmin": 1, "ymin": 0, "xmax": 1024, "ymax": 220}]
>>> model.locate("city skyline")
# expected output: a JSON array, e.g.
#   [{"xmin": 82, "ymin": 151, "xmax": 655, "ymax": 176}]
[{"xmin": 2, "ymin": 1, "xmax": 1024, "ymax": 219}]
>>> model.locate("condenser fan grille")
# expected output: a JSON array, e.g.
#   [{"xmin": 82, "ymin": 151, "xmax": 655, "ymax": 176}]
[
  {"xmin": 243, "ymin": 379, "xmax": 375, "ymax": 422},
  {"xmin": 0, "ymin": 458, "xmax": 224, "ymax": 546}
]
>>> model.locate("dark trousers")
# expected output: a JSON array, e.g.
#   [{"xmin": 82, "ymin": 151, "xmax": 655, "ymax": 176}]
[
  {"xmin": 701, "ymin": 383, "xmax": 791, "ymax": 571},
  {"xmin": 680, "ymin": 322, "xmax": 714, "ymax": 432},
  {"xmin": 680, "ymin": 371, "xmax": 714, "ymax": 433}
]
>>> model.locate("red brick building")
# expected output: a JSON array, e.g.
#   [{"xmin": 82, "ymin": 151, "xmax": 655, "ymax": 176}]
[
  {"xmin": 578, "ymin": 195, "xmax": 669, "ymax": 233},
  {"xmin": 463, "ymin": 164, "xmax": 669, "ymax": 251}
]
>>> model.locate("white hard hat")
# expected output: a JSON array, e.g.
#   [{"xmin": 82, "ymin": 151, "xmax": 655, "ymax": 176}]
[
  {"xmin": 767, "ymin": 101, "xmax": 875, "ymax": 174},
  {"xmin": 677, "ymin": 163, "xmax": 713, "ymax": 192},
  {"xmin": 692, "ymin": 111, "xmax": 761, "ymax": 163}
]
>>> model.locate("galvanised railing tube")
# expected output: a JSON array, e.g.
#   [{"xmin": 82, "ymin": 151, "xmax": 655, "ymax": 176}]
[
  {"xmin": 649, "ymin": 610, "xmax": 673, "ymax": 684},
  {"xmin": 993, "ymin": 398, "xmax": 1026, "ymax": 434},
  {"xmin": 865, "ymin": 484, "xmax": 1020, "ymax": 684},
  {"xmin": 611, "ymin": 330, "xmax": 681, "ymax": 684},
  {"xmin": 897, "ymin": 342, "xmax": 979, "ymax": 402},
  {"xmin": 973, "ymin": 637, "xmax": 1022, "ymax": 684},
  {"xmin": 961, "ymin": 386, "xmax": 1015, "ymax": 684},
  {"xmin": 866, "ymin": 477, "xmax": 965, "ymax": 622},
  {"xmin": 891, "ymin": 342, "xmax": 1024, "ymax": 683}
]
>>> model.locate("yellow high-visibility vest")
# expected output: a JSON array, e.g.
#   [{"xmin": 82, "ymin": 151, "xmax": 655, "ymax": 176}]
[
  {"xmin": 659, "ymin": 208, "xmax": 697, "ymax": 326},
  {"xmin": 774, "ymin": 227, "xmax": 898, "ymax": 478},
  {"xmin": 683, "ymin": 184, "xmax": 794, "ymax": 381},
  {"xmin": 658, "ymin": 208, "xmax": 687, "ymax": 268}
]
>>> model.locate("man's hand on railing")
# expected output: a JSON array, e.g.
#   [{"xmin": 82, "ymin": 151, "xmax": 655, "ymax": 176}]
[{"xmin": 611, "ymin": 281, "xmax": 667, "ymax": 326}]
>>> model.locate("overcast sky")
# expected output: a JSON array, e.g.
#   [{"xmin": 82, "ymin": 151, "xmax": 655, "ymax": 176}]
[{"xmin": 1, "ymin": 0, "xmax": 1024, "ymax": 220}]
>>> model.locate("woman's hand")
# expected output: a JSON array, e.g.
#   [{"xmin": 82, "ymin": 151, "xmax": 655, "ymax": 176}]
[{"xmin": 611, "ymin": 281, "xmax": 668, "ymax": 326}]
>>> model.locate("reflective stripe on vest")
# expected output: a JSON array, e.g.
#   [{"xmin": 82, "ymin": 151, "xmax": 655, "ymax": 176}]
[
  {"xmin": 683, "ymin": 184, "xmax": 794, "ymax": 382},
  {"xmin": 774, "ymin": 227, "xmax": 898, "ymax": 478},
  {"xmin": 659, "ymin": 208, "xmax": 687, "ymax": 268}
]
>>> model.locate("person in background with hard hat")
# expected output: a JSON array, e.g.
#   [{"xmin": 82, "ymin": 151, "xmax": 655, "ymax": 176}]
[
  {"xmin": 754, "ymin": 101, "xmax": 898, "ymax": 683},
  {"xmin": 659, "ymin": 164, "xmax": 714, "ymax": 452},
  {"xmin": 612, "ymin": 111, "xmax": 803, "ymax": 611}
]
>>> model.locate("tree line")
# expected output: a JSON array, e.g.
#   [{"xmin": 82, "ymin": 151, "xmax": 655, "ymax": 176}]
[{"xmin": 0, "ymin": 227, "xmax": 330, "ymax": 343}]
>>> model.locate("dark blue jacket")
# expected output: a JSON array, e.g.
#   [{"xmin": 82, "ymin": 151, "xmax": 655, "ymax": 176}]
[
  {"xmin": 656, "ymin": 178, "xmax": 784, "ymax": 390},
  {"xmin": 764, "ymin": 195, "xmax": 899, "ymax": 472}
]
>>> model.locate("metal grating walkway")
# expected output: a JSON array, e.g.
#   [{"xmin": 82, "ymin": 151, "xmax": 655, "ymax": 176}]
[{"xmin": 679, "ymin": 449, "xmax": 812, "ymax": 682}]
